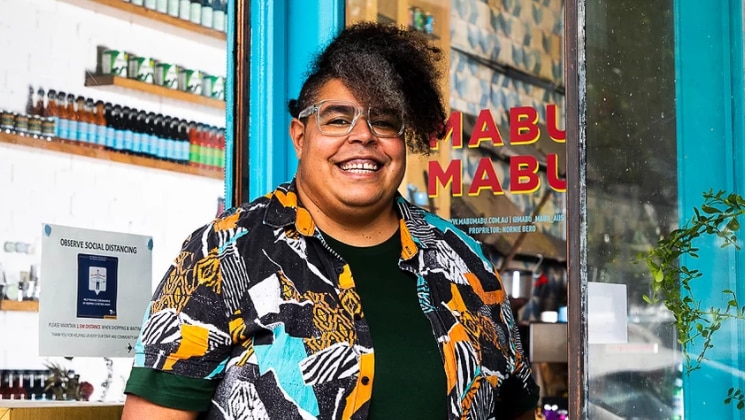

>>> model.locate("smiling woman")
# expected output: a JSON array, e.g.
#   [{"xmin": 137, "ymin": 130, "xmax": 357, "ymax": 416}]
[{"xmin": 122, "ymin": 21, "xmax": 539, "ymax": 420}]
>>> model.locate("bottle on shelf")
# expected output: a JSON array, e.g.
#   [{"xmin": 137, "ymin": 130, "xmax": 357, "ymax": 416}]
[
  {"xmin": 134, "ymin": 109, "xmax": 147, "ymax": 155},
  {"xmin": 112, "ymin": 104, "xmax": 125, "ymax": 152},
  {"xmin": 172, "ymin": 116, "xmax": 184, "ymax": 162},
  {"xmin": 66, "ymin": 93, "xmax": 79, "ymax": 143},
  {"xmin": 216, "ymin": 126, "xmax": 225, "ymax": 169},
  {"xmin": 56, "ymin": 91, "xmax": 70, "ymax": 141},
  {"xmin": 212, "ymin": 0, "xmax": 225, "ymax": 32},
  {"xmin": 144, "ymin": 112, "xmax": 156, "ymax": 158},
  {"xmin": 178, "ymin": 119, "xmax": 190, "ymax": 165},
  {"xmin": 160, "ymin": 115, "xmax": 174, "ymax": 161},
  {"xmin": 34, "ymin": 88, "xmax": 46, "ymax": 116},
  {"xmin": 167, "ymin": 0, "xmax": 180, "ymax": 17},
  {"xmin": 103, "ymin": 102, "xmax": 115, "ymax": 150},
  {"xmin": 0, "ymin": 371, "xmax": 10, "ymax": 399},
  {"xmin": 122, "ymin": 106, "xmax": 134, "ymax": 153},
  {"xmin": 179, "ymin": 0, "xmax": 191, "ymax": 20},
  {"xmin": 205, "ymin": 125, "xmax": 217, "ymax": 169},
  {"xmin": 94, "ymin": 100, "xmax": 107, "ymax": 149},
  {"xmin": 14, "ymin": 113, "xmax": 29, "ymax": 137},
  {"xmin": 27, "ymin": 371, "xmax": 44, "ymax": 400},
  {"xmin": 200, "ymin": 0, "xmax": 213, "ymax": 28},
  {"xmin": 44, "ymin": 89, "xmax": 59, "ymax": 139},
  {"xmin": 155, "ymin": 0, "xmax": 168, "ymax": 13},
  {"xmin": 25, "ymin": 86, "xmax": 35, "ymax": 116},
  {"xmin": 4, "ymin": 372, "xmax": 15, "ymax": 399},
  {"xmin": 131, "ymin": 0, "xmax": 144, "ymax": 6},
  {"xmin": 187, "ymin": 120, "xmax": 198, "ymax": 167},
  {"xmin": 151, "ymin": 113, "xmax": 164, "ymax": 159},
  {"xmin": 28, "ymin": 115, "xmax": 44, "ymax": 140},
  {"xmin": 75, "ymin": 96, "xmax": 90, "ymax": 145},
  {"xmin": 189, "ymin": 0, "xmax": 202, "ymax": 24},
  {"xmin": 10, "ymin": 372, "xmax": 28, "ymax": 400},
  {"xmin": 85, "ymin": 98, "xmax": 98, "ymax": 146}
]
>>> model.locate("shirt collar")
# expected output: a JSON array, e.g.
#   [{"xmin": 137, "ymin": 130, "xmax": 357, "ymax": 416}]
[{"xmin": 263, "ymin": 179, "xmax": 435, "ymax": 260}]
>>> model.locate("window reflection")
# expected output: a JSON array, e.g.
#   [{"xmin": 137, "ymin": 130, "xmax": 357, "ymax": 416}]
[{"xmin": 586, "ymin": 1, "xmax": 679, "ymax": 419}]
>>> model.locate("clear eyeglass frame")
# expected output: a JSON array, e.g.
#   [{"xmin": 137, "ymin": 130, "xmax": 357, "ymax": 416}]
[{"xmin": 297, "ymin": 99, "xmax": 405, "ymax": 138}]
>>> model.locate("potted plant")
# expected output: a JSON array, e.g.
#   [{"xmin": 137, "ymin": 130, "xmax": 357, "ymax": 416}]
[{"xmin": 641, "ymin": 189, "xmax": 745, "ymax": 409}]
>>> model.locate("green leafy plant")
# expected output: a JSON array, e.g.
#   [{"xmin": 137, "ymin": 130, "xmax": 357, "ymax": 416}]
[{"xmin": 641, "ymin": 189, "xmax": 745, "ymax": 408}]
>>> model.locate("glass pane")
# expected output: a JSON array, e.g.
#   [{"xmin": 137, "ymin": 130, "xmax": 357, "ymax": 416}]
[
  {"xmin": 585, "ymin": 1, "xmax": 680, "ymax": 419},
  {"xmin": 349, "ymin": 0, "xmax": 568, "ymax": 417},
  {"xmin": 0, "ymin": 0, "xmax": 227, "ymax": 404}
]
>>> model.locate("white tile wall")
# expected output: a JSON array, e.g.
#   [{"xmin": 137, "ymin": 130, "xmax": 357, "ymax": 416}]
[
  {"xmin": 0, "ymin": 0, "xmax": 227, "ymax": 126},
  {"xmin": 0, "ymin": 0, "xmax": 228, "ymax": 401}
]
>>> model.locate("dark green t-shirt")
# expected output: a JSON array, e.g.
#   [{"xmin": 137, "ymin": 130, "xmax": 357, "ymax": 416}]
[{"xmin": 323, "ymin": 230, "xmax": 448, "ymax": 419}]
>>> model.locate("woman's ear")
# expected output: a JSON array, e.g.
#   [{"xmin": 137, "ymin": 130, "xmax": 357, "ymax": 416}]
[{"xmin": 289, "ymin": 118, "xmax": 305, "ymax": 159}]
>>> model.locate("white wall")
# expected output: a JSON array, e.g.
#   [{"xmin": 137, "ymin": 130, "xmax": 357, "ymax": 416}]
[{"xmin": 0, "ymin": 0, "xmax": 227, "ymax": 401}]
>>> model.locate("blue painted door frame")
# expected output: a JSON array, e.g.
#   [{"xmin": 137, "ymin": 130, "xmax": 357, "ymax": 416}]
[
  {"xmin": 224, "ymin": 0, "xmax": 344, "ymax": 206},
  {"xmin": 675, "ymin": 0, "xmax": 745, "ymax": 417}
]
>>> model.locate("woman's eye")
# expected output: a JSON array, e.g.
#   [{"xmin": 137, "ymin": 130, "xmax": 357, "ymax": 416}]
[
  {"xmin": 326, "ymin": 118, "xmax": 352, "ymax": 126},
  {"xmin": 371, "ymin": 120, "xmax": 395, "ymax": 128}
]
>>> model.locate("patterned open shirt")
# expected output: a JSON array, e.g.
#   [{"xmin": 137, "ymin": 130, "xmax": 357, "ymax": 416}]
[{"xmin": 131, "ymin": 180, "xmax": 539, "ymax": 419}]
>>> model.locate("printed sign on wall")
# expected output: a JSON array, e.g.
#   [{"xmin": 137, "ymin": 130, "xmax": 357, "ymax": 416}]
[{"xmin": 39, "ymin": 224, "xmax": 153, "ymax": 357}]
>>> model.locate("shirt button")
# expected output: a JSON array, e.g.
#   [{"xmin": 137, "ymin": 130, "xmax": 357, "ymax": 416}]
[{"xmin": 361, "ymin": 376, "xmax": 370, "ymax": 385}]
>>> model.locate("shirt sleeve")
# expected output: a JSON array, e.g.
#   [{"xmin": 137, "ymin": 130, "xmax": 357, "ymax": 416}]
[
  {"xmin": 130, "ymin": 221, "xmax": 235, "ymax": 382},
  {"xmin": 124, "ymin": 367, "xmax": 217, "ymax": 412}
]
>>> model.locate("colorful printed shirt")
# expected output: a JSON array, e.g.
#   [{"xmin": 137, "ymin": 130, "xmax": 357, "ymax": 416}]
[{"xmin": 128, "ymin": 180, "xmax": 539, "ymax": 419}]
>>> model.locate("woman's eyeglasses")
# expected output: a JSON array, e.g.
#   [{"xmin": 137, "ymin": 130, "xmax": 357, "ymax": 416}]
[{"xmin": 298, "ymin": 100, "xmax": 405, "ymax": 138}]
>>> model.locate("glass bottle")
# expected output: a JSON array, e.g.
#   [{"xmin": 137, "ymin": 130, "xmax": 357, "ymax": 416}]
[
  {"xmin": 55, "ymin": 92, "xmax": 68, "ymax": 141},
  {"xmin": 145, "ymin": 112, "xmax": 157, "ymax": 158},
  {"xmin": 94, "ymin": 100, "xmax": 107, "ymax": 149},
  {"xmin": 188, "ymin": 120, "xmax": 198, "ymax": 166},
  {"xmin": 179, "ymin": 0, "xmax": 191, "ymax": 20},
  {"xmin": 12, "ymin": 372, "xmax": 28, "ymax": 400},
  {"xmin": 133, "ymin": 110, "xmax": 147, "ymax": 155},
  {"xmin": 189, "ymin": 0, "xmax": 201, "ymax": 24},
  {"xmin": 122, "ymin": 106, "xmax": 134, "ymax": 153},
  {"xmin": 0, "ymin": 371, "xmax": 10, "ymax": 399},
  {"xmin": 155, "ymin": 0, "xmax": 168, "ymax": 13},
  {"xmin": 112, "ymin": 104, "xmax": 125, "ymax": 152},
  {"xmin": 200, "ymin": 0, "xmax": 212, "ymax": 28},
  {"xmin": 103, "ymin": 102, "xmax": 115, "ymax": 150},
  {"xmin": 66, "ymin": 93, "xmax": 79, "ymax": 142},
  {"xmin": 151, "ymin": 113, "xmax": 164, "ymax": 159},
  {"xmin": 212, "ymin": 0, "xmax": 225, "ymax": 32},
  {"xmin": 25, "ymin": 86, "xmax": 35, "ymax": 116},
  {"xmin": 44, "ymin": 89, "xmax": 58, "ymax": 136},
  {"xmin": 167, "ymin": 0, "xmax": 179, "ymax": 17},
  {"xmin": 75, "ymin": 96, "xmax": 90, "ymax": 144},
  {"xmin": 178, "ymin": 119, "xmax": 189, "ymax": 163}
]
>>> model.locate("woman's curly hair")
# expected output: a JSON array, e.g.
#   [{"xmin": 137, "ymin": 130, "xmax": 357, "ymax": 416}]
[{"xmin": 288, "ymin": 22, "xmax": 447, "ymax": 154}]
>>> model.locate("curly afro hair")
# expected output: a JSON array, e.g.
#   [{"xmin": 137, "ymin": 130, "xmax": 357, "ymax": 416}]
[{"xmin": 288, "ymin": 21, "xmax": 447, "ymax": 154}]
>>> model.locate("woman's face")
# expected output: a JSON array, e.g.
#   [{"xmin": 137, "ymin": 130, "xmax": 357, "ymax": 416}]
[{"xmin": 290, "ymin": 79, "xmax": 407, "ymax": 222}]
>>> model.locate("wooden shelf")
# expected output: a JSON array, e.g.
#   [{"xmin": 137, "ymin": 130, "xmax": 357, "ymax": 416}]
[
  {"xmin": 0, "ymin": 300, "xmax": 39, "ymax": 312},
  {"xmin": 85, "ymin": 74, "xmax": 226, "ymax": 110},
  {"xmin": 61, "ymin": 0, "xmax": 226, "ymax": 41},
  {"xmin": 0, "ymin": 131, "xmax": 223, "ymax": 180}
]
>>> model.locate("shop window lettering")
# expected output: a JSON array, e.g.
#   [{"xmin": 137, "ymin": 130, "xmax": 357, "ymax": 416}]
[{"xmin": 428, "ymin": 105, "xmax": 566, "ymax": 196}]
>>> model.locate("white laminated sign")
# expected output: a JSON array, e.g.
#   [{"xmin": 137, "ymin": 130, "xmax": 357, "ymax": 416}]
[{"xmin": 39, "ymin": 224, "xmax": 152, "ymax": 357}]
